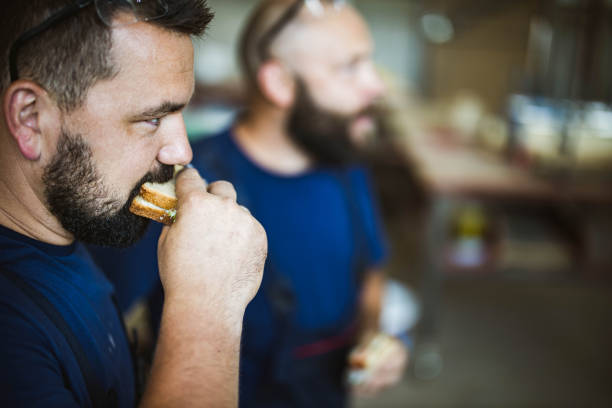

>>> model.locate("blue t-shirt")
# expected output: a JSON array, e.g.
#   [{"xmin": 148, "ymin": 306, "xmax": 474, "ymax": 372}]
[{"xmin": 0, "ymin": 225, "xmax": 135, "ymax": 408}]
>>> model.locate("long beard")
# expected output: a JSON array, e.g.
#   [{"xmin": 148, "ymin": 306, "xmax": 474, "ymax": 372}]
[
  {"xmin": 287, "ymin": 79, "xmax": 365, "ymax": 167},
  {"xmin": 42, "ymin": 130, "xmax": 173, "ymax": 248}
]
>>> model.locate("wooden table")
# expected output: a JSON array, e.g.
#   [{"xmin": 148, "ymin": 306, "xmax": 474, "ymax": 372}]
[{"xmin": 393, "ymin": 126, "xmax": 612, "ymax": 379}]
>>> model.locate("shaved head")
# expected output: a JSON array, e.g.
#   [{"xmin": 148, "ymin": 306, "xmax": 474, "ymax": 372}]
[
  {"xmin": 272, "ymin": 4, "xmax": 372, "ymax": 69},
  {"xmin": 239, "ymin": 0, "xmax": 373, "ymax": 96}
]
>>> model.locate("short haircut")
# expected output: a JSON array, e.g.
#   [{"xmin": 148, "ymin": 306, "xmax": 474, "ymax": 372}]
[
  {"xmin": 0, "ymin": 0, "xmax": 213, "ymax": 112},
  {"xmin": 238, "ymin": 0, "xmax": 295, "ymax": 96}
]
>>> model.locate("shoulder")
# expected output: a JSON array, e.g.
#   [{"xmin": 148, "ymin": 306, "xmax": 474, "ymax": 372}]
[
  {"xmin": 191, "ymin": 128, "xmax": 234, "ymax": 157},
  {"xmin": 191, "ymin": 127, "xmax": 243, "ymax": 182},
  {"xmin": 0, "ymin": 306, "xmax": 79, "ymax": 406},
  {"xmin": 0, "ymin": 274, "xmax": 88, "ymax": 406},
  {"xmin": 0, "ymin": 287, "xmax": 47, "ymax": 341},
  {"xmin": 0, "ymin": 306, "xmax": 52, "ymax": 367},
  {"xmin": 0, "ymin": 273, "xmax": 59, "ymax": 350},
  {"xmin": 0, "ymin": 291, "xmax": 62, "ymax": 394},
  {"xmin": 344, "ymin": 164, "xmax": 374, "ymax": 193}
]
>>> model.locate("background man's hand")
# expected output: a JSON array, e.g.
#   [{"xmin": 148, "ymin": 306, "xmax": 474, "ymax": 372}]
[
  {"xmin": 348, "ymin": 332, "xmax": 409, "ymax": 397},
  {"xmin": 157, "ymin": 168, "xmax": 267, "ymax": 317}
]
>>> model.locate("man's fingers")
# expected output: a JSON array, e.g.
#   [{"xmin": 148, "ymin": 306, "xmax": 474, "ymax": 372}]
[
  {"xmin": 207, "ymin": 180, "xmax": 238, "ymax": 201},
  {"xmin": 350, "ymin": 338, "xmax": 408, "ymax": 397},
  {"xmin": 175, "ymin": 168, "xmax": 208, "ymax": 201}
]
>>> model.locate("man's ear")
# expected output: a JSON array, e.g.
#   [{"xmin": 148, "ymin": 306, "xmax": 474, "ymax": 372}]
[
  {"xmin": 257, "ymin": 60, "xmax": 295, "ymax": 108},
  {"xmin": 3, "ymin": 81, "xmax": 56, "ymax": 161}
]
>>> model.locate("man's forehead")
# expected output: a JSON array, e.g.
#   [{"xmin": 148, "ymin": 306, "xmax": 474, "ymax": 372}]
[
  {"xmin": 275, "ymin": 5, "xmax": 372, "ymax": 65},
  {"xmin": 111, "ymin": 21, "xmax": 194, "ymax": 72},
  {"xmin": 108, "ymin": 22, "xmax": 194, "ymax": 91},
  {"xmin": 77, "ymin": 21, "xmax": 195, "ymax": 119}
]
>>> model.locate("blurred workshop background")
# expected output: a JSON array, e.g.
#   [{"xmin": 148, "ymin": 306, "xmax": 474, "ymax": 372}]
[{"xmin": 185, "ymin": 0, "xmax": 612, "ymax": 407}]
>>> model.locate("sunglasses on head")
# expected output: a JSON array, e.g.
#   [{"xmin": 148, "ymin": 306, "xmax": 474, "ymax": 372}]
[{"xmin": 257, "ymin": 0, "xmax": 347, "ymax": 61}]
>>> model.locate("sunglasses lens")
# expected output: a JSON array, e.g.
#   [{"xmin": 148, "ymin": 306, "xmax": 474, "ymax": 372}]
[{"xmin": 304, "ymin": 0, "xmax": 347, "ymax": 16}]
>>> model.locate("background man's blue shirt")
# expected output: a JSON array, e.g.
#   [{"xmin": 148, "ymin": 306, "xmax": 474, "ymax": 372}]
[
  {"xmin": 192, "ymin": 130, "xmax": 388, "ymax": 330},
  {"xmin": 192, "ymin": 129, "xmax": 389, "ymax": 404},
  {"xmin": 0, "ymin": 225, "xmax": 135, "ymax": 408}
]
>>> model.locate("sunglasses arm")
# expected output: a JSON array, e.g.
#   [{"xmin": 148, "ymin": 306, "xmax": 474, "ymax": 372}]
[{"xmin": 9, "ymin": 0, "xmax": 94, "ymax": 82}]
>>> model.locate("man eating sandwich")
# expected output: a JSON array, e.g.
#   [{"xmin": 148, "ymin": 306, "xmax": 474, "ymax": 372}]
[{"xmin": 0, "ymin": 1, "xmax": 266, "ymax": 407}]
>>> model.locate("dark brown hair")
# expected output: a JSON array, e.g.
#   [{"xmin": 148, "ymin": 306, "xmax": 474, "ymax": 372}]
[
  {"xmin": 0, "ymin": 0, "xmax": 213, "ymax": 111},
  {"xmin": 238, "ymin": 0, "xmax": 294, "ymax": 96}
]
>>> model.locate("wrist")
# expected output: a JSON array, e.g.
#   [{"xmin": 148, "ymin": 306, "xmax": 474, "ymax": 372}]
[{"xmin": 162, "ymin": 291, "xmax": 246, "ymax": 337}]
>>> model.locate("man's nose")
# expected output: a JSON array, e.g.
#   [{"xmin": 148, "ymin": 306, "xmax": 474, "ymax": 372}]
[
  {"xmin": 157, "ymin": 113, "xmax": 193, "ymax": 166},
  {"xmin": 362, "ymin": 63, "xmax": 385, "ymax": 102}
]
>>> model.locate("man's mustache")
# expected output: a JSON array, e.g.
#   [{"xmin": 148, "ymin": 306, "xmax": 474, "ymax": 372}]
[
  {"xmin": 353, "ymin": 104, "xmax": 381, "ymax": 123},
  {"xmin": 146, "ymin": 164, "xmax": 175, "ymax": 184}
]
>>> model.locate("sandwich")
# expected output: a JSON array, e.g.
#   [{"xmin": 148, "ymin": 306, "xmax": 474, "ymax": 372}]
[
  {"xmin": 129, "ymin": 165, "xmax": 182, "ymax": 225},
  {"xmin": 347, "ymin": 333, "xmax": 397, "ymax": 385}
]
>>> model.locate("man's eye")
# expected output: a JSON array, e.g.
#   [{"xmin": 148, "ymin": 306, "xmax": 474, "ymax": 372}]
[
  {"xmin": 340, "ymin": 62, "xmax": 358, "ymax": 74},
  {"xmin": 146, "ymin": 118, "xmax": 161, "ymax": 127}
]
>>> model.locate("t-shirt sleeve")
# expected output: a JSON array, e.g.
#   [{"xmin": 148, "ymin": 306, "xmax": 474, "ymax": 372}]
[
  {"xmin": 352, "ymin": 167, "xmax": 390, "ymax": 269},
  {"xmin": 0, "ymin": 304, "xmax": 80, "ymax": 408}
]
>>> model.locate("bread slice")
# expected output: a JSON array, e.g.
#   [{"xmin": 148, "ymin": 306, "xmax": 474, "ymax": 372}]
[
  {"xmin": 129, "ymin": 165, "xmax": 183, "ymax": 225},
  {"xmin": 140, "ymin": 178, "xmax": 177, "ymax": 210},
  {"xmin": 130, "ymin": 195, "xmax": 176, "ymax": 225}
]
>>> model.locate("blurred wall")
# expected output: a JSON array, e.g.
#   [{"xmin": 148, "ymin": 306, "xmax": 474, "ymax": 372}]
[
  {"xmin": 422, "ymin": 0, "xmax": 612, "ymax": 113},
  {"xmin": 354, "ymin": 0, "xmax": 424, "ymax": 90},
  {"xmin": 422, "ymin": 1, "xmax": 536, "ymax": 113},
  {"xmin": 192, "ymin": 0, "xmax": 257, "ymax": 85},
  {"xmin": 191, "ymin": 0, "xmax": 612, "ymax": 122}
]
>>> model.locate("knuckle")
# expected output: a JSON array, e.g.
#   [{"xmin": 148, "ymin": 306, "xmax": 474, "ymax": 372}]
[
  {"xmin": 254, "ymin": 219, "xmax": 266, "ymax": 236},
  {"xmin": 177, "ymin": 167, "xmax": 199, "ymax": 183},
  {"xmin": 216, "ymin": 179, "xmax": 235, "ymax": 190},
  {"xmin": 222, "ymin": 196, "xmax": 235, "ymax": 205},
  {"xmin": 209, "ymin": 180, "xmax": 236, "ymax": 195},
  {"xmin": 181, "ymin": 190, "xmax": 206, "ymax": 208},
  {"xmin": 253, "ymin": 221, "xmax": 268, "ymax": 244}
]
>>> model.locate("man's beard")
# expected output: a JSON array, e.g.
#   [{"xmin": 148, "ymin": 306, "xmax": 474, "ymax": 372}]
[
  {"xmin": 287, "ymin": 79, "xmax": 372, "ymax": 166},
  {"xmin": 42, "ymin": 130, "xmax": 174, "ymax": 248}
]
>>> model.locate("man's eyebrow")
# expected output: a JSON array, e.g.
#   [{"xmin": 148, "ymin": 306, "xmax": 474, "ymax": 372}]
[{"xmin": 139, "ymin": 101, "xmax": 187, "ymax": 118}]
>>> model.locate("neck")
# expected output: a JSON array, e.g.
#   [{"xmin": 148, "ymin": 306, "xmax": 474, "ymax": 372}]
[
  {"xmin": 0, "ymin": 135, "xmax": 74, "ymax": 246},
  {"xmin": 234, "ymin": 101, "xmax": 312, "ymax": 175}
]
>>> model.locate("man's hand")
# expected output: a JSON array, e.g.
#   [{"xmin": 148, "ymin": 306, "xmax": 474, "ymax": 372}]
[
  {"xmin": 348, "ymin": 332, "xmax": 409, "ymax": 397},
  {"xmin": 141, "ymin": 168, "xmax": 267, "ymax": 408},
  {"xmin": 157, "ymin": 168, "xmax": 267, "ymax": 317}
]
